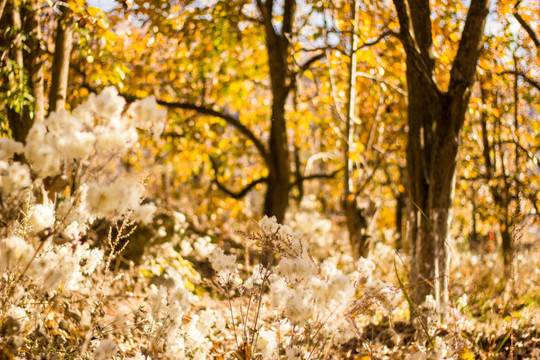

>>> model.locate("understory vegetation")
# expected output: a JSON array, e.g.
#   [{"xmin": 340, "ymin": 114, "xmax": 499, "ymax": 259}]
[{"xmin": 0, "ymin": 88, "xmax": 539, "ymax": 359}]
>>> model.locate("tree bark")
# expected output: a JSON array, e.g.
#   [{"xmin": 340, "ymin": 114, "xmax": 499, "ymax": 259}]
[
  {"xmin": 2, "ymin": 0, "xmax": 44, "ymax": 143},
  {"xmin": 392, "ymin": 0, "xmax": 490, "ymax": 314},
  {"xmin": 258, "ymin": 0, "xmax": 295, "ymax": 223},
  {"xmin": 342, "ymin": 0, "xmax": 370, "ymax": 260},
  {"xmin": 23, "ymin": 0, "xmax": 44, "ymax": 124},
  {"xmin": 49, "ymin": 5, "xmax": 73, "ymax": 113}
]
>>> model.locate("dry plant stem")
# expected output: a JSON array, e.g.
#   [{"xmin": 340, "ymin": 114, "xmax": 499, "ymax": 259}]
[
  {"xmin": 306, "ymin": 306, "xmax": 341, "ymax": 359},
  {"xmin": 348, "ymin": 315, "xmax": 373, "ymax": 356},
  {"xmin": 240, "ymin": 285, "xmax": 252, "ymax": 341},
  {"xmin": 226, "ymin": 283, "xmax": 240, "ymax": 349},
  {"xmin": 14, "ymin": 232, "xmax": 51, "ymax": 286},
  {"xmin": 249, "ymin": 266, "xmax": 271, "ymax": 351},
  {"xmin": 394, "ymin": 255, "xmax": 435, "ymax": 348}
]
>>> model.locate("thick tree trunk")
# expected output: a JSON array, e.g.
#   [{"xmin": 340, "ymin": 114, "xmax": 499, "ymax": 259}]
[
  {"xmin": 392, "ymin": 0, "xmax": 490, "ymax": 315},
  {"xmin": 49, "ymin": 5, "xmax": 73, "ymax": 113}
]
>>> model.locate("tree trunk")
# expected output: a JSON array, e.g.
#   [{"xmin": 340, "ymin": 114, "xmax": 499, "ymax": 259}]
[
  {"xmin": 49, "ymin": 5, "xmax": 73, "ymax": 113},
  {"xmin": 392, "ymin": 0, "xmax": 490, "ymax": 314},
  {"xmin": 341, "ymin": 0, "xmax": 369, "ymax": 261},
  {"xmin": 345, "ymin": 199, "xmax": 370, "ymax": 259},
  {"xmin": 23, "ymin": 0, "xmax": 44, "ymax": 124},
  {"xmin": 501, "ymin": 223, "xmax": 512, "ymax": 268},
  {"xmin": 2, "ymin": 0, "xmax": 43, "ymax": 143},
  {"xmin": 395, "ymin": 175, "xmax": 406, "ymax": 251},
  {"xmin": 258, "ymin": 0, "xmax": 295, "ymax": 223}
]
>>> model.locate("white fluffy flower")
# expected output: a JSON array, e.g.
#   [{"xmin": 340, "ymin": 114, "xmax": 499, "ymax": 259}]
[
  {"xmin": 209, "ymin": 247, "xmax": 237, "ymax": 277},
  {"xmin": 256, "ymin": 328, "xmax": 277, "ymax": 359},
  {"xmin": 127, "ymin": 96, "xmax": 167, "ymax": 138},
  {"xmin": 62, "ymin": 221, "xmax": 84, "ymax": 242},
  {"xmin": 132, "ymin": 203, "xmax": 157, "ymax": 225},
  {"xmin": 275, "ymin": 257, "xmax": 314, "ymax": 284},
  {"xmin": 94, "ymin": 339, "xmax": 117, "ymax": 360},
  {"xmin": 56, "ymin": 130, "xmax": 96, "ymax": 158},
  {"xmin": 86, "ymin": 175, "xmax": 142, "ymax": 219},
  {"xmin": 0, "ymin": 161, "xmax": 31, "ymax": 197},
  {"xmin": 93, "ymin": 87, "xmax": 126, "ymax": 119},
  {"xmin": 0, "ymin": 138, "xmax": 24, "ymax": 159},
  {"xmin": 80, "ymin": 246, "xmax": 104, "ymax": 275},
  {"xmin": 285, "ymin": 346, "xmax": 304, "ymax": 360},
  {"xmin": 0, "ymin": 236, "xmax": 34, "ymax": 272},
  {"xmin": 269, "ymin": 277, "xmax": 290, "ymax": 308},
  {"xmin": 259, "ymin": 215, "xmax": 280, "ymax": 234},
  {"xmin": 27, "ymin": 202, "xmax": 55, "ymax": 233},
  {"xmin": 94, "ymin": 120, "xmax": 138, "ymax": 153},
  {"xmin": 193, "ymin": 236, "xmax": 215, "ymax": 259},
  {"xmin": 356, "ymin": 257, "xmax": 376, "ymax": 283},
  {"xmin": 284, "ymin": 289, "xmax": 312, "ymax": 323}
]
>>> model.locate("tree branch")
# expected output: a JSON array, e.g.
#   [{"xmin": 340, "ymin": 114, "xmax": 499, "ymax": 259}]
[
  {"xmin": 292, "ymin": 166, "xmax": 343, "ymax": 187},
  {"xmin": 282, "ymin": 0, "xmax": 295, "ymax": 36},
  {"xmin": 298, "ymin": 52, "xmax": 325, "ymax": 74},
  {"xmin": 209, "ymin": 156, "xmax": 268, "ymax": 199},
  {"xmin": 0, "ymin": 0, "xmax": 7, "ymax": 21},
  {"xmin": 498, "ymin": 70, "xmax": 540, "ymax": 92},
  {"xmin": 448, "ymin": 0, "xmax": 491, "ymax": 98},
  {"xmin": 391, "ymin": 0, "xmax": 442, "ymax": 95},
  {"xmin": 122, "ymin": 94, "xmax": 270, "ymax": 166},
  {"xmin": 286, "ymin": 52, "xmax": 324, "ymax": 94},
  {"xmin": 357, "ymin": 30, "xmax": 401, "ymax": 49},
  {"xmin": 513, "ymin": 11, "xmax": 540, "ymax": 48}
]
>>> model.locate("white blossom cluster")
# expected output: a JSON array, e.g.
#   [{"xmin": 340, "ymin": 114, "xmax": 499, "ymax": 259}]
[
  {"xmin": 209, "ymin": 216, "xmax": 401, "ymax": 359},
  {"xmin": 145, "ymin": 272, "xmax": 226, "ymax": 360},
  {"xmin": 0, "ymin": 88, "xmax": 167, "ymax": 357}
]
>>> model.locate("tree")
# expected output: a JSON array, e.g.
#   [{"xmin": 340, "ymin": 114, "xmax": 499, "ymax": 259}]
[
  {"xmin": 0, "ymin": 0, "xmax": 44, "ymax": 143},
  {"xmin": 49, "ymin": 4, "xmax": 74, "ymax": 113},
  {"xmin": 391, "ymin": 0, "xmax": 491, "ymax": 311},
  {"xmin": 110, "ymin": 0, "xmax": 327, "ymax": 224}
]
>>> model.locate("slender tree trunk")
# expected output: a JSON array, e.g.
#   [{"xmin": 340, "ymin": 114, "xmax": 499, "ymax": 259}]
[
  {"xmin": 3, "ymin": 0, "xmax": 43, "ymax": 143},
  {"xmin": 342, "ymin": 0, "xmax": 369, "ymax": 260},
  {"xmin": 395, "ymin": 170, "xmax": 406, "ymax": 251},
  {"xmin": 501, "ymin": 221, "xmax": 512, "ymax": 268},
  {"xmin": 23, "ymin": 0, "xmax": 44, "ymax": 124},
  {"xmin": 0, "ymin": 0, "xmax": 7, "ymax": 21},
  {"xmin": 49, "ymin": 5, "xmax": 73, "ymax": 113},
  {"xmin": 259, "ymin": 0, "xmax": 295, "ymax": 223}
]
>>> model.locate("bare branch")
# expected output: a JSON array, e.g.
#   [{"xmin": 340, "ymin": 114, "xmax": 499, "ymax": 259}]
[
  {"xmin": 287, "ymin": 52, "xmax": 325, "ymax": 94},
  {"xmin": 209, "ymin": 156, "xmax": 268, "ymax": 199},
  {"xmin": 498, "ymin": 70, "xmax": 540, "ymax": 92},
  {"xmin": 292, "ymin": 167, "xmax": 343, "ymax": 188},
  {"xmin": 122, "ymin": 94, "xmax": 270, "ymax": 166},
  {"xmin": 357, "ymin": 30, "xmax": 401, "ymax": 50},
  {"xmin": 298, "ymin": 52, "xmax": 325, "ymax": 74},
  {"xmin": 513, "ymin": 12, "xmax": 540, "ymax": 48}
]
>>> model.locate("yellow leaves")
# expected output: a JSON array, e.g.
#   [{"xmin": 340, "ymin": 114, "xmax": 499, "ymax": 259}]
[
  {"xmin": 449, "ymin": 32, "xmax": 460, "ymax": 43},
  {"xmin": 460, "ymin": 349, "xmax": 475, "ymax": 360},
  {"xmin": 86, "ymin": 6, "xmax": 102, "ymax": 17}
]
